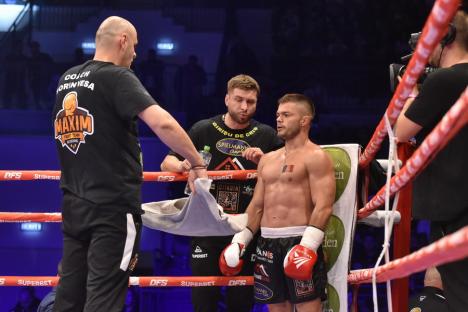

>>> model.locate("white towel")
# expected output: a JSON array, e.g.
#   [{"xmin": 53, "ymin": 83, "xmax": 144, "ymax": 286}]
[{"xmin": 142, "ymin": 178, "xmax": 248, "ymax": 236}]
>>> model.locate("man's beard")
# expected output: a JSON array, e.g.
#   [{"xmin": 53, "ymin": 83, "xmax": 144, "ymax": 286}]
[
  {"xmin": 278, "ymin": 125, "xmax": 300, "ymax": 140},
  {"xmin": 228, "ymin": 109, "xmax": 253, "ymax": 125}
]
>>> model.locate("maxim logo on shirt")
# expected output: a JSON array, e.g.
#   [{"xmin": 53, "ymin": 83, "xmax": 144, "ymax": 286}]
[{"xmin": 54, "ymin": 91, "xmax": 94, "ymax": 154}]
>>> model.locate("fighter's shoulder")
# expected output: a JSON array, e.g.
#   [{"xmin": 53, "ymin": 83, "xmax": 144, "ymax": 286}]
[
  {"xmin": 265, "ymin": 147, "xmax": 283, "ymax": 158},
  {"xmin": 259, "ymin": 148, "xmax": 283, "ymax": 164},
  {"xmin": 257, "ymin": 148, "xmax": 281, "ymax": 173},
  {"xmin": 303, "ymin": 144, "xmax": 333, "ymax": 169}
]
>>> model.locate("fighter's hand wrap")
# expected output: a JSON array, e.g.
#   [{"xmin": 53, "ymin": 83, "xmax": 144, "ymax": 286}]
[
  {"xmin": 283, "ymin": 226, "xmax": 324, "ymax": 280},
  {"xmin": 219, "ymin": 227, "xmax": 253, "ymax": 276}
]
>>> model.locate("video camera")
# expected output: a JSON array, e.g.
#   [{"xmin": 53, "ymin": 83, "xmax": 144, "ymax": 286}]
[{"xmin": 389, "ymin": 31, "xmax": 438, "ymax": 93}]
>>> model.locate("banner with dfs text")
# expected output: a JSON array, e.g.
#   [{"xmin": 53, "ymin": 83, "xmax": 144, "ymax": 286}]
[{"xmin": 321, "ymin": 144, "xmax": 359, "ymax": 312}]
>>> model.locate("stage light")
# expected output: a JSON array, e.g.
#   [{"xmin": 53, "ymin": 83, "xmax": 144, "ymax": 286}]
[
  {"xmin": 81, "ymin": 41, "xmax": 96, "ymax": 53},
  {"xmin": 20, "ymin": 222, "xmax": 42, "ymax": 232},
  {"xmin": 156, "ymin": 39, "xmax": 175, "ymax": 55}
]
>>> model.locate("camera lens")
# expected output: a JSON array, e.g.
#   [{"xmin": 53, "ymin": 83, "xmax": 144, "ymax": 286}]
[
  {"xmin": 389, "ymin": 63, "xmax": 405, "ymax": 93},
  {"xmin": 398, "ymin": 65, "xmax": 407, "ymax": 77},
  {"xmin": 408, "ymin": 32, "xmax": 421, "ymax": 51}
]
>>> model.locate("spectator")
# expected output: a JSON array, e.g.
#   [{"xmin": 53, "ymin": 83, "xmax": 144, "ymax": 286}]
[
  {"xmin": 37, "ymin": 288, "xmax": 57, "ymax": 312},
  {"xmin": 174, "ymin": 54, "xmax": 206, "ymax": 122},
  {"xmin": 37, "ymin": 261, "xmax": 62, "ymax": 312},
  {"xmin": 138, "ymin": 48, "xmax": 165, "ymax": 102},
  {"xmin": 27, "ymin": 41, "xmax": 54, "ymax": 110},
  {"xmin": 224, "ymin": 37, "xmax": 260, "ymax": 79},
  {"xmin": 2, "ymin": 39, "xmax": 28, "ymax": 109}
]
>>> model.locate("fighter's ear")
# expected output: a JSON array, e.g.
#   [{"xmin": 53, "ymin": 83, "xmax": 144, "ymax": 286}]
[
  {"xmin": 301, "ymin": 115, "xmax": 312, "ymax": 126},
  {"xmin": 300, "ymin": 117, "xmax": 305, "ymax": 126}
]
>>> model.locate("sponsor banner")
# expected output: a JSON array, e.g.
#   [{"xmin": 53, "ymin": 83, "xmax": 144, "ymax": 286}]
[
  {"xmin": 2, "ymin": 171, "xmax": 22, "ymax": 179},
  {"xmin": 0, "ymin": 276, "xmax": 253, "ymax": 288},
  {"xmin": 0, "ymin": 276, "xmax": 59, "ymax": 287},
  {"xmin": 0, "ymin": 171, "xmax": 61, "ymax": 181},
  {"xmin": 138, "ymin": 276, "xmax": 253, "ymax": 287},
  {"xmin": 0, "ymin": 170, "xmax": 258, "ymax": 182},
  {"xmin": 322, "ymin": 144, "xmax": 359, "ymax": 312}
]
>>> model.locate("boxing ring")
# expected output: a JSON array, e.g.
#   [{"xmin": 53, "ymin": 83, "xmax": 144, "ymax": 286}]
[{"xmin": 1, "ymin": 0, "xmax": 468, "ymax": 311}]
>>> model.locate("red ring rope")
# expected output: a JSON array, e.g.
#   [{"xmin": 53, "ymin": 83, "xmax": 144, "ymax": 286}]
[
  {"xmin": 358, "ymin": 0, "xmax": 461, "ymax": 168},
  {"xmin": 1, "ymin": 227, "xmax": 466, "ymax": 288},
  {"xmin": 0, "ymin": 275, "xmax": 253, "ymax": 287},
  {"xmin": 0, "ymin": 212, "xmax": 62, "ymax": 223},
  {"xmin": 348, "ymin": 226, "xmax": 468, "ymax": 284},
  {"xmin": 0, "ymin": 170, "xmax": 257, "ymax": 182},
  {"xmin": 358, "ymin": 87, "xmax": 468, "ymax": 219}
]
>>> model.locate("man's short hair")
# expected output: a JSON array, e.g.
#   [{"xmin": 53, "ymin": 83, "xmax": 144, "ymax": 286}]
[
  {"xmin": 227, "ymin": 74, "xmax": 260, "ymax": 96},
  {"xmin": 454, "ymin": 10, "xmax": 468, "ymax": 51},
  {"xmin": 278, "ymin": 93, "xmax": 315, "ymax": 119}
]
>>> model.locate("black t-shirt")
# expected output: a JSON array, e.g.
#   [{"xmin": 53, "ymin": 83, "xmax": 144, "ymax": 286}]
[
  {"xmin": 408, "ymin": 286, "xmax": 449, "ymax": 312},
  {"xmin": 170, "ymin": 114, "xmax": 282, "ymax": 214},
  {"xmin": 405, "ymin": 63, "xmax": 468, "ymax": 221},
  {"xmin": 53, "ymin": 60, "xmax": 155, "ymax": 213}
]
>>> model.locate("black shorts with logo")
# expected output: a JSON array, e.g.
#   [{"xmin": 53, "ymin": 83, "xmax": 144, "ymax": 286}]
[{"xmin": 254, "ymin": 235, "xmax": 327, "ymax": 305}]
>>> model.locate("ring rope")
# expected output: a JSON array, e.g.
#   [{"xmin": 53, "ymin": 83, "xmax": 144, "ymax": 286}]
[
  {"xmin": 1, "ymin": 226, "xmax": 466, "ymax": 288},
  {"xmin": 5, "ymin": 82, "xmax": 466, "ymax": 222},
  {"xmin": 358, "ymin": 0, "xmax": 461, "ymax": 168},
  {"xmin": 0, "ymin": 212, "xmax": 62, "ymax": 223},
  {"xmin": 2, "ymin": 80, "xmax": 466, "ymax": 225},
  {"xmin": 372, "ymin": 113, "xmax": 401, "ymax": 311},
  {"xmin": 348, "ymin": 226, "xmax": 468, "ymax": 284},
  {"xmin": 0, "ymin": 275, "xmax": 253, "ymax": 287},
  {"xmin": 0, "ymin": 210, "xmax": 402, "ymax": 224},
  {"xmin": 4, "ymin": 84, "xmax": 466, "ymax": 222},
  {"xmin": 0, "ymin": 170, "xmax": 257, "ymax": 182},
  {"xmin": 358, "ymin": 87, "xmax": 468, "ymax": 219}
]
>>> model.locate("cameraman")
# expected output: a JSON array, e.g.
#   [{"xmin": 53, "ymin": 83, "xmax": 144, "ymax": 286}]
[{"xmin": 395, "ymin": 8, "xmax": 468, "ymax": 312}]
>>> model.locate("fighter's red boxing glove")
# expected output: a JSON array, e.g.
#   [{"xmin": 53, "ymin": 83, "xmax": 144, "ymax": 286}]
[
  {"xmin": 283, "ymin": 226, "xmax": 324, "ymax": 280},
  {"xmin": 219, "ymin": 227, "xmax": 253, "ymax": 276}
]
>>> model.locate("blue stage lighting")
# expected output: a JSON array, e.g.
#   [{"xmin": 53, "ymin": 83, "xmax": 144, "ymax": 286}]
[{"xmin": 20, "ymin": 222, "xmax": 42, "ymax": 232}]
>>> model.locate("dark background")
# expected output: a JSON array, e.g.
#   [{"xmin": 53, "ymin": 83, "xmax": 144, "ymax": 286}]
[{"xmin": 0, "ymin": 0, "xmax": 433, "ymax": 310}]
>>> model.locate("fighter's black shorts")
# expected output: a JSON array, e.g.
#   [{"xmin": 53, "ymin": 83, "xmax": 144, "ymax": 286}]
[{"xmin": 254, "ymin": 226, "xmax": 327, "ymax": 305}]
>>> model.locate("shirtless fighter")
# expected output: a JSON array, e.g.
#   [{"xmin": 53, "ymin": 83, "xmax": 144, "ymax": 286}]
[{"xmin": 219, "ymin": 93, "xmax": 336, "ymax": 312}]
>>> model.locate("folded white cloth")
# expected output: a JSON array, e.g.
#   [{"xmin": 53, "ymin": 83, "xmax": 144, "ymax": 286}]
[{"xmin": 142, "ymin": 178, "xmax": 248, "ymax": 236}]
